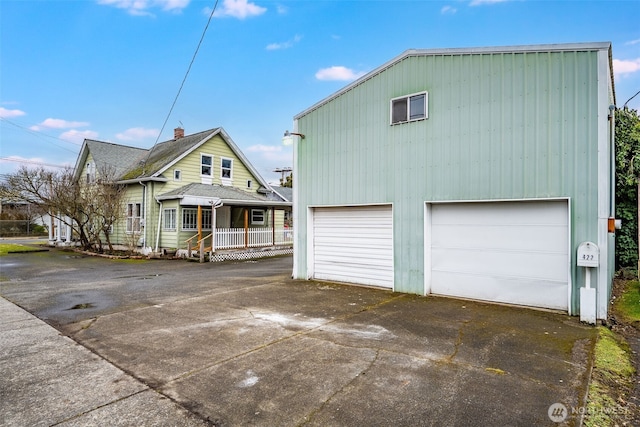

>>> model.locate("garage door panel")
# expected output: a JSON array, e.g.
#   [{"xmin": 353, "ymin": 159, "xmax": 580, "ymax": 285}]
[
  {"xmin": 432, "ymin": 248, "xmax": 567, "ymax": 281},
  {"xmin": 431, "ymin": 271, "xmax": 568, "ymax": 310},
  {"xmin": 429, "ymin": 201, "xmax": 569, "ymax": 310},
  {"xmin": 433, "ymin": 202, "xmax": 567, "ymax": 225},
  {"xmin": 432, "ymin": 224, "xmax": 568, "ymax": 252},
  {"xmin": 313, "ymin": 205, "xmax": 393, "ymax": 289}
]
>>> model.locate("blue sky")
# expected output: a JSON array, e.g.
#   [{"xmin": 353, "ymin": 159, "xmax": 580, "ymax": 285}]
[{"xmin": 1, "ymin": 0, "xmax": 639, "ymax": 184}]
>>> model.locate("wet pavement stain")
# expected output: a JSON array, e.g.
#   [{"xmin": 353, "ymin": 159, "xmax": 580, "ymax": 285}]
[{"xmin": 68, "ymin": 303, "xmax": 95, "ymax": 310}]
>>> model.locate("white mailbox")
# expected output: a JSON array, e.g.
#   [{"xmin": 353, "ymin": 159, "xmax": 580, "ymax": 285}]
[{"xmin": 577, "ymin": 242, "xmax": 599, "ymax": 268}]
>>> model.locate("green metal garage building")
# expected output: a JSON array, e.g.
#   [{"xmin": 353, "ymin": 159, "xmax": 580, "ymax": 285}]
[{"xmin": 290, "ymin": 42, "xmax": 616, "ymax": 321}]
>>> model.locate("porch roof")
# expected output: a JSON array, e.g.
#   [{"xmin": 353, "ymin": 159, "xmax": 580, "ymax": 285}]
[{"xmin": 156, "ymin": 183, "xmax": 291, "ymax": 208}]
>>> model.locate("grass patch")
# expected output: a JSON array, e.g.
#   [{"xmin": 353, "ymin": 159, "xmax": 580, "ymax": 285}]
[
  {"xmin": 583, "ymin": 326, "xmax": 635, "ymax": 427},
  {"xmin": 0, "ymin": 243, "xmax": 46, "ymax": 256},
  {"xmin": 616, "ymin": 280, "xmax": 640, "ymax": 323}
]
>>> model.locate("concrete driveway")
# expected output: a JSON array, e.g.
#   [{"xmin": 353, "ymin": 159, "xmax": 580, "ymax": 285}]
[{"xmin": 1, "ymin": 246, "xmax": 595, "ymax": 426}]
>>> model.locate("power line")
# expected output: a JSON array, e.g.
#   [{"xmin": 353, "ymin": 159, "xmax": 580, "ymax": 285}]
[
  {"xmin": 0, "ymin": 118, "xmax": 81, "ymax": 154},
  {"xmin": 142, "ymin": 0, "xmax": 220, "ymax": 169},
  {"xmin": 0, "ymin": 157, "xmax": 67, "ymax": 168}
]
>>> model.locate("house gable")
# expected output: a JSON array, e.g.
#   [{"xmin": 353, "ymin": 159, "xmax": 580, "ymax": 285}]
[{"xmin": 159, "ymin": 132, "xmax": 261, "ymax": 192}]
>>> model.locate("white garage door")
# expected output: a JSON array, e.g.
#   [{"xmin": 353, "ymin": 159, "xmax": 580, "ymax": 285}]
[
  {"xmin": 428, "ymin": 200, "xmax": 569, "ymax": 310},
  {"xmin": 312, "ymin": 205, "xmax": 393, "ymax": 288}
]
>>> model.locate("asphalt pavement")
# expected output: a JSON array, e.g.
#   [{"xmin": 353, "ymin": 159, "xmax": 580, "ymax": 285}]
[{"xmin": 1, "ymin": 244, "xmax": 596, "ymax": 426}]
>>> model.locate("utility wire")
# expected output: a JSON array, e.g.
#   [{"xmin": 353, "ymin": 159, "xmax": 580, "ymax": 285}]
[
  {"xmin": 1, "ymin": 118, "xmax": 81, "ymax": 154},
  {"xmin": 0, "ymin": 157, "xmax": 67, "ymax": 168},
  {"xmin": 142, "ymin": 0, "xmax": 220, "ymax": 171}
]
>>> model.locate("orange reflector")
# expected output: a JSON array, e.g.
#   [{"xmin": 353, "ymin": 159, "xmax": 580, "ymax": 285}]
[{"xmin": 608, "ymin": 218, "xmax": 615, "ymax": 233}]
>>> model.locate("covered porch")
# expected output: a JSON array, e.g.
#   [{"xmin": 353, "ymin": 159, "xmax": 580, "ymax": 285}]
[{"xmin": 154, "ymin": 183, "xmax": 292, "ymax": 261}]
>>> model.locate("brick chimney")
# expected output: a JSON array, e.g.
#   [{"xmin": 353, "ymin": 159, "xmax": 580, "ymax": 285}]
[{"xmin": 174, "ymin": 127, "xmax": 184, "ymax": 140}]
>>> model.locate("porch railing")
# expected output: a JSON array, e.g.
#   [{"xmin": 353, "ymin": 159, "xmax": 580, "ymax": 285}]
[{"xmin": 215, "ymin": 227, "xmax": 293, "ymax": 250}]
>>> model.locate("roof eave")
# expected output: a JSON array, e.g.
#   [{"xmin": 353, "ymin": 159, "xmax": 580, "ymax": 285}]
[{"xmin": 117, "ymin": 176, "xmax": 168, "ymax": 185}]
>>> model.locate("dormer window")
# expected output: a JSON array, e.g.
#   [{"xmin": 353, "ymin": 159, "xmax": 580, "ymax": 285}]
[{"xmin": 390, "ymin": 91, "xmax": 428, "ymax": 124}]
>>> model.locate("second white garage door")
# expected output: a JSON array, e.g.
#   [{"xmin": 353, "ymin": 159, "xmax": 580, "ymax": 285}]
[
  {"xmin": 427, "ymin": 200, "xmax": 569, "ymax": 310},
  {"xmin": 312, "ymin": 205, "xmax": 393, "ymax": 288}
]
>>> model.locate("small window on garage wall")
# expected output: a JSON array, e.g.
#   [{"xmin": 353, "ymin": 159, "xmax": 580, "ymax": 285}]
[
  {"xmin": 251, "ymin": 209, "xmax": 265, "ymax": 225},
  {"xmin": 391, "ymin": 91, "xmax": 428, "ymax": 124}
]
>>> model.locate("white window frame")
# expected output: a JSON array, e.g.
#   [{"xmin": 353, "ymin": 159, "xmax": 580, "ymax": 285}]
[
  {"xmin": 86, "ymin": 162, "xmax": 96, "ymax": 184},
  {"xmin": 220, "ymin": 157, "xmax": 233, "ymax": 184},
  {"xmin": 181, "ymin": 208, "xmax": 212, "ymax": 231},
  {"xmin": 173, "ymin": 169, "xmax": 182, "ymax": 181},
  {"xmin": 163, "ymin": 208, "xmax": 176, "ymax": 231},
  {"xmin": 201, "ymin": 154, "xmax": 213, "ymax": 177},
  {"xmin": 126, "ymin": 203, "xmax": 142, "ymax": 234},
  {"xmin": 390, "ymin": 91, "xmax": 428, "ymax": 125},
  {"xmin": 251, "ymin": 209, "xmax": 265, "ymax": 225}
]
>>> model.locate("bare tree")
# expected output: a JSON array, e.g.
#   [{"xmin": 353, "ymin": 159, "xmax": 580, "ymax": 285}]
[{"xmin": 1, "ymin": 166, "xmax": 126, "ymax": 252}]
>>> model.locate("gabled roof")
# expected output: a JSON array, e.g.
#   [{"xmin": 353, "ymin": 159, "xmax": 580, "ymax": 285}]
[
  {"xmin": 156, "ymin": 183, "xmax": 290, "ymax": 207},
  {"xmin": 294, "ymin": 42, "xmax": 613, "ymax": 120},
  {"xmin": 73, "ymin": 139, "xmax": 147, "ymax": 181},
  {"xmin": 272, "ymin": 186, "xmax": 292, "ymax": 203},
  {"xmin": 73, "ymin": 127, "xmax": 272, "ymax": 191},
  {"xmin": 120, "ymin": 128, "xmax": 218, "ymax": 180}
]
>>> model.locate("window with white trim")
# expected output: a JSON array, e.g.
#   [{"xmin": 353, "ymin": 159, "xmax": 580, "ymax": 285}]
[
  {"xmin": 221, "ymin": 158, "xmax": 233, "ymax": 182},
  {"xmin": 86, "ymin": 162, "xmax": 96, "ymax": 184},
  {"xmin": 390, "ymin": 91, "xmax": 428, "ymax": 124},
  {"xmin": 182, "ymin": 208, "xmax": 212, "ymax": 230},
  {"xmin": 163, "ymin": 208, "xmax": 176, "ymax": 230},
  {"xmin": 251, "ymin": 209, "xmax": 265, "ymax": 225},
  {"xmin": 126, "ymin": 203, "xmax": 142, "ymax": 233},
  {"xmin": 201, "ymin": 154, "xmax": 212, "ymax": 176}
]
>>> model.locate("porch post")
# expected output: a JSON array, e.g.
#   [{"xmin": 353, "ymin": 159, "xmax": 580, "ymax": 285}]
[
  {"xmin": 244, "ymin": 208, "xmax": 249, "ymax": 248},
  {"xmin": 56, "ymin": 215, "xmax": 62, "ymax": 242},
  {"xmin": 271, "ymin": 207, "xmax": 275, "ymax": 246},
  {"xmin": 212, "ymin": 205, "xmax": 217, "ymax": 253},
  {"xmin": 197, "ymin": 205, "xmax": 202, "ymax": 243},
  {"xmin": 48, "ymin": 213, "xmax": 54, "ymax": 241},
  {"xmin": 66, "ymin": 221, "xmax": 72, "ymax": 243}
]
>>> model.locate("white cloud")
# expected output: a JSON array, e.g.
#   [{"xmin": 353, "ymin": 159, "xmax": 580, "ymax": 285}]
[
  {"xmin": 30, "ymin": 118, "xmax": 89, "ymax": 131},
  {"xmin": 0, "ymin": 107, "xmax": 26, "ymax": 119},
  {"xmin": 266, "ymin": 34, "xmax": 302, "ymax": 51},
  {"xmin": 276, "ymin": 4, "xmax": 287, "ymax": 14},
  {"xmin": 441, "ymin": 5, "xmax": 457, "ymax": 14},
  {"xmin": 60, "ymin": 129, "xmax": 99, "ymax": 144},
  {"xmin": 315, "ymin": 66, "xmax": 367, "ymax": 81},
  {"xmin": 213, "ymin": 0, "xmax": 266, "ymax": 19},
  {"xmin": 625, "ymin": 39, "xmax": 640, "ymax": 46},
  {"xmin": 613, "ymin": 58, "xmax": 640, "ymax": 76},
  {"xmin": 98, "ymin": 0, "xmax": 190, "ymax": 16},
  {"xmin": 116, "ymin": 127, "xmax": 159, "ymax": 141},
  {"xmin": 469, "ymin": 0, "xmax": 509, "ymax": 5}
]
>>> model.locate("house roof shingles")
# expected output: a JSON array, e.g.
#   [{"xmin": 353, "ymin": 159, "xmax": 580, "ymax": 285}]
[{"xmin": 157, "ymin": 183, "xmax": 289, "ymax": 206}]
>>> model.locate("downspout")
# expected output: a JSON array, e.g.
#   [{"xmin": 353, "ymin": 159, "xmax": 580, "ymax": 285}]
[
  {"xmin": 139, "ymin": 180, "xmax": 147, "ymax": 249},
  {"xmin": 155, "ymin": 200, "xmax": 163, "ymax": 253},
  {"xmin": 608, "ymin": 105, "xmax": 616, "ymax": 227},
  {"xmin": 211, "ymin": 200, "xmax": 223, "ymax": 253}
]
